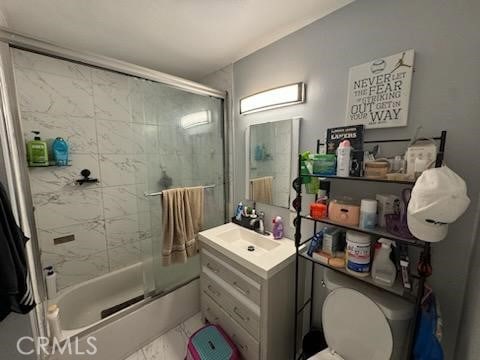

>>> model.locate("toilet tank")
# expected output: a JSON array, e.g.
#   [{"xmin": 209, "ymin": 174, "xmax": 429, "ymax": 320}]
[{"xmin": 323, "ymin": 269, "xmax": 414, "ymax": 360}]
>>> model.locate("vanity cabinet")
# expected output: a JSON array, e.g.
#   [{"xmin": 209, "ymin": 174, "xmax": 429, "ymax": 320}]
[{"xmin": 199, "ymin": 242, "xmax": 295, "ymax": 360}]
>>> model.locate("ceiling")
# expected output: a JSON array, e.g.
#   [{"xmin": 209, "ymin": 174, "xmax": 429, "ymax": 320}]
[{"xmin": 0, "ymin": 0, "xmax": 353, "ymax": 80}]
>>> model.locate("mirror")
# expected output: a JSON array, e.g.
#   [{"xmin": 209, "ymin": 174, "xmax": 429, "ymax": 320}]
[{"xmin": 245, "ymin": 118, "xmax": 300, "ymax": 209}]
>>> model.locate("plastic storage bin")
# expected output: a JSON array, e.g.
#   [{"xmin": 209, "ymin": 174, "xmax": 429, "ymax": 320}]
[{"xmin": 186, "ymin": 324, "xmax": 240, "ymax": 360}]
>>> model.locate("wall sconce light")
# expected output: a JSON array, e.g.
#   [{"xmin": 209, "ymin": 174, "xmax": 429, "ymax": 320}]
[
  {"xmin": 240, "ymin": 82, "xmax": 305, "ymax": 115},
  {"xmin": 181, "ymin": 110, "xmax": 211, "ymax": 129}
]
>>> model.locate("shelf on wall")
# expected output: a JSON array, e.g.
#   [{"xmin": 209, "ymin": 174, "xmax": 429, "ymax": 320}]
[
  {"xmin": 301, "ymin": 174, "xmax": 415, "ymax": 185},
  {"xmin": 300, "ymin": 215, "xmax": 424, "ymax": 247},
  {"xmin": 298, "ymin": 248, "xmax": 417, "ymax": 303},
  {"xmin": 28, "ymin": 164, "xmax": 72, "ymax": 168}
]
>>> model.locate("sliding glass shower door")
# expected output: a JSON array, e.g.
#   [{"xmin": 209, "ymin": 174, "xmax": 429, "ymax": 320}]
[
  {"xmin": 11, "ymin": 46, "xmax": 226, "ymax": 332},
  {"xmin": 131, "ymin": 78, "xmax": 226, "ymax": 295}
]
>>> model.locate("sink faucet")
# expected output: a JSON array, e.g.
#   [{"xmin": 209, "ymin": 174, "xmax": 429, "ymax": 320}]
[{"xmin": 250, "ymin": 210, "xmax": 266, "ymax": 235}]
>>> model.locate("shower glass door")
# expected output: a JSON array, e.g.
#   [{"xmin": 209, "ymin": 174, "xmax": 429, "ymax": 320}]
[
  {"xmin": 131, "ymin": 78, "xmax": 226, "ymax": 296},
  {"xmin": 11, "ymin": 47, "xmax": 226, "ymax": 333}
]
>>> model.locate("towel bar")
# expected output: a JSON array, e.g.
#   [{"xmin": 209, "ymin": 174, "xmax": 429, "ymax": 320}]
[{"xmin": 144, "ymin": 184, "xmax": 216, "ymax": 197}]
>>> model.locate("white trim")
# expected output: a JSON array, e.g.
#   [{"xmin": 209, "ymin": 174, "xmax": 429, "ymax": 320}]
[{"xmin": 0, "ymin": 26, "xmax": 225, "ymax": 99}]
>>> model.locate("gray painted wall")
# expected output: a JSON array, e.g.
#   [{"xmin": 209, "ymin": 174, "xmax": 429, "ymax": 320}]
[
  {"xmin": 232, "ymin": 0, "xmax": 480, "ymax": 358},
  {"xmin": 457, "ymin": 193, "xmax": 480, "ymax": 359}
]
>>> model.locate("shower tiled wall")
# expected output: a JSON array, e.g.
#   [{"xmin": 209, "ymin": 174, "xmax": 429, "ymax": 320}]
[{"xmin": 12, "ymin": 49, "xmax": 223, "ymax": 290}]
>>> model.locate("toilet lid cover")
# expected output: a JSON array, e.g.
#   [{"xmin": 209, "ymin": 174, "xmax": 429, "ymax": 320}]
[{"xmin": 322, "ymin": 288, "xmax": 393, "ymax": 360}]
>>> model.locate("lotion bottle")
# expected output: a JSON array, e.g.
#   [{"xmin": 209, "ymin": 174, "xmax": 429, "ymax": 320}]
[{"xmin": 336, "ymin": 140, "xmax": 351, "ymax": 177}]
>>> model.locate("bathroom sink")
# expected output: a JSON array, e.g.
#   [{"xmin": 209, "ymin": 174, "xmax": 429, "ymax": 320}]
[
  {"xmin": 216, "ymin": 227, "xmax": 281, "ymax": 255},
  {"xmin": 199, "ymin": 223, "xmax": 296, "ymax": 279}
]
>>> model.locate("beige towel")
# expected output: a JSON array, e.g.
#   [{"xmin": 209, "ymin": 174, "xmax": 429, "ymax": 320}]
[
  {"xmin": 250, "ymin": 176, "xmax": 273, "ymax": 204},
  {"xmin": 162, "ymin": 186, "xmax": 204, "ymax": 266}
]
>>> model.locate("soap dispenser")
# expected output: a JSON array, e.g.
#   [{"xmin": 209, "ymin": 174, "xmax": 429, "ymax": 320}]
[
  {"xmin": 272, "ymin": 216, "xmax": 284, "ymax": 239},
  {"xmin": 27, "ymin": 131, "xmax": 49, "ymax": 167},
  {"xmin": 52, "ymin": 137, "xmax": 69, "ymax": 166}
]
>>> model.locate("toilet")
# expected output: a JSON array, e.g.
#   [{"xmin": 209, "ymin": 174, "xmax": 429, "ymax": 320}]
[{"xmin": 308, "ymin": 269, "xmax": 414, "ymax": 360}]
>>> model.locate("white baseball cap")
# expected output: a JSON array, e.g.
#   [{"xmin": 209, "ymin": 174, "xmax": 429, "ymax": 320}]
[{"xmin": 407, "ymin": 166, "xmax": 470, "ymax": 242}]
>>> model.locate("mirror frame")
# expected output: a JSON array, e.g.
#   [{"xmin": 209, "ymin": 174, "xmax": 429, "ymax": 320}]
[{"xmin": 245, "ymin": 117, "xmax": 301, "ymax": 210}]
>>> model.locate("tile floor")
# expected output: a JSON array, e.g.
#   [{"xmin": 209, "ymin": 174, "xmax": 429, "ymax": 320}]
[{"xmin": 124, "ymin": 312, "xmax": 204, "ymax": 360}]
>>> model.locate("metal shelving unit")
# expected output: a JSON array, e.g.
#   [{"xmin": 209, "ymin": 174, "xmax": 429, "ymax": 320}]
[{"xmin": 292, "ymin": 131, "xmax": 447, "ymax": 360}]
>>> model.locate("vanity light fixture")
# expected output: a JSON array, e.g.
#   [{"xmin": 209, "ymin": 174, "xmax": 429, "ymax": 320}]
[
  {"xmin": 181, "ymin": 110, "xmax": 211, "ymax": 129},
  {"xmin": 240, "ymin": 82, "xmax": 305, "ymax": 114}
]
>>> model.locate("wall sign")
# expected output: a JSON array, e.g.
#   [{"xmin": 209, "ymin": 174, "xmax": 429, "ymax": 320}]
[{"xmin": 345, "ymin": 49, "xmax": 414, "ymax": 129}]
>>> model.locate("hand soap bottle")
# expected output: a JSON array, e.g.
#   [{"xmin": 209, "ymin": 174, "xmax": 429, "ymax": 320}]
[
  {"xmin": 52, "ymin": 137, "xmax": 69, "ymax": 166},
  {"xmin": 27, "ymin": 131, "xmax": 49, "ymax": 167},
  {"xmin": 272, "ymin": 216, "xmax": 284, "ymax": 239}
]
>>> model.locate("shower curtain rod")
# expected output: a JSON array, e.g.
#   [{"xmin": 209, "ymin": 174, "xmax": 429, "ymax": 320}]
[{"xmin": 144, "ymin": 184, "xmax": 216, "ymax": 197}]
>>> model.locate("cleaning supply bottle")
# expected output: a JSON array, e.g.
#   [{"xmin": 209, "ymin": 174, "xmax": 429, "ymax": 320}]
[
  {"xmin": 52, "ymin": 137, "xmax": 69, "ymax": 166},
  {"xmin": 235, "ymin": 202, "xmax": 244, "ymax": 221},
  {"xmin": 336, "ymin": 139, "xmax": 351, "ymax": 177},
  {"xmin": 272, "ymin": 216, "xmax": 284, "ymax": 239},
  {"xmin": 371, "ymin": 238, "xmax": 397, "ymax": 287},
  {"xmin": 27, "ymin": 131, "xmax": 49, "ymax": 167},
  {"xmin": 47, "ymin": 304, "xmax": 63, "ymax": 341}
]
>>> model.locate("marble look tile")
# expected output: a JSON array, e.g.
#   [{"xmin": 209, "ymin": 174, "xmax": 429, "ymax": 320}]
[
  {"xmin": 124, "ymin": 350, "xmax": 146, "ymax": 360},
  {"xmin": 99, "ymin": 154, "xmax": 147, "ymax": 186},
  {"xmin": 141, "ymin": 124, "xmax": 159, "ymax": 154},
  {"xmin": 38, "ymin": 220, "xmax": 106, "ymax": 260},
  {"xmin": 13, "ymin": 49, "xmax": 92, "ymax": 82},
  {"xmin": 14, "ymin": 67, "xmax": 94, "ymax": 117},
  {"xmin": 141, "ymin": 313, "xmax": 204, "ymax": 360},
  {"xmin": 47, "ymin": 251, "xmax": 109, "ymax": 290},
  {"xmin": 102, "ymin": 185, "xmax": 145, "ymax": 219},
  {"xmin": 105, "ymin": 214, "xmax": 143, "ymax": 248},
  {"xmin": 33, "ymin": 188, "xmax": 103, "ymax": 229},
  {"xmin": 107, "ymin": 242, "xmax": 141, "ymax": 271},
  {"xmin": 28, "ymin": 153, "xmax": 100, "ymax": 194},
  {"xmin": 96, "ymin": 120, "xmax": 139, "ymax": 154},
  {"xmin": 91, "ymin": 68, "xmax": 129, "ymax": 88},
  {"xmin": 21, "ymin": 112, "xmax": 98, "ymax": 155},
  {"xmin": 128, "ymin": 78, "xmax": 145, "ymax": 125},
  {"xmin": 93, "ymin": 83, "xmax": 131, "ymax": 122}
]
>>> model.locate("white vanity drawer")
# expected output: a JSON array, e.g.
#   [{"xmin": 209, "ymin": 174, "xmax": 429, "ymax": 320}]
[
  {"xmin": 201, "ymin": 249, "xmax": 261, "ymax": 305},
  {"xmin": 202, "ymin": 294, "xmax": 260, "ymax": 360},
  {"xmin": 201, "ymin": 272, "xmax": 260, "ymax": 339}
]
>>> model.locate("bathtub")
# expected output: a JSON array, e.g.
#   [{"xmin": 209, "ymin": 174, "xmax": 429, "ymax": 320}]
[
  {"xmin": 54, "ymin": 262, "xmax": 145, "ymax": 339},
  {"xmin": 50, "ymin": 263, "xmax": 201, "ymax": 360}
]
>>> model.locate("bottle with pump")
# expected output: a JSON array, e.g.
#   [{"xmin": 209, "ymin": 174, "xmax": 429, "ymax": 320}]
[
  {"xmin": 27, "ymin": 131, "xmax": 49, "ymax": 167},
  {"xmin": 272, "ymin": 216, "xmax": 284, "ymax": 239},
  {"xmin": 371, "ymin": 238, "xmax": 397, "ymax": 287},
  {"xmin": 336, "ymin": 140, "xmax": 351, "ymax": 177}
]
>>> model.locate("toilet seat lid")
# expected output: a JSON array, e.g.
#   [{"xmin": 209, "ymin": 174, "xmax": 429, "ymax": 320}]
[{"xmin": 322, "ymin": 288, "xmax": 393, "ymax": 360}]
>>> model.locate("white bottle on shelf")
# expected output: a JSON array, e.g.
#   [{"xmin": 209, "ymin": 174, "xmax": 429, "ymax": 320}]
[
  {"xmin": 371, "ymin": 238, "xmax": 397, "ymax": 287},
  {"xmin": 45, "ymin": 270, "xmax": 57, "ymax": 299},
  {"xmin": 336, "ymin": 140, "xmax": 351, "ymax": 177}
]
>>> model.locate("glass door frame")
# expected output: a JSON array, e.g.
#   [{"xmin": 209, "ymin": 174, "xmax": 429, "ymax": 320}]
[{"xmin": 0, "ymin": 27, "xmax": 229, "ymax": 351}]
